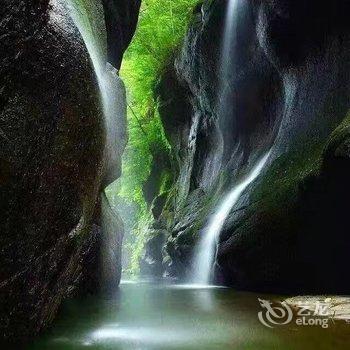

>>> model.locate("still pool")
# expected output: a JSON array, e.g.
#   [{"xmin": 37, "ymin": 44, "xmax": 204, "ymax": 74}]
[{"xmin": 29, "ymin": 281, "xmax": 350, "ymax": 350}]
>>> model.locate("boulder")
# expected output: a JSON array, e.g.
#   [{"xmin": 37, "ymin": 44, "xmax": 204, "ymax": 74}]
[{"xmin": 0, "ymin": 0, "xmax": 139, "ymax": 342}]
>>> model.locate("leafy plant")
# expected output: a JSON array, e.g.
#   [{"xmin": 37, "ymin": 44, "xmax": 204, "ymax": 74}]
[{"xmin": 108, "ymin": 0, "xmax": 198, "ymax": 274}]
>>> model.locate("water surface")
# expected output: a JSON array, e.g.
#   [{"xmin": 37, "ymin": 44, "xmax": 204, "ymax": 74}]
[{"xmin": 30, "ymin": 281, "xmax": 350, "ymax": 350}]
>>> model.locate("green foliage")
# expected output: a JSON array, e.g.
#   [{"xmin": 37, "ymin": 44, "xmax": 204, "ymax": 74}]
[
  {"xmin": 114, "ymin": 0, "xmax": 198, "ymax": 274},
  {"xmin": 122, "ymin": 0, "xmax": 198, "ymax": 113}
]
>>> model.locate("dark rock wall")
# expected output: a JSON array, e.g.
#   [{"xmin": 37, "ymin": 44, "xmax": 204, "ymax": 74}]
[
  {"xmin": 0, "ymin": 0, "xmax": 138, "ymax": 342},
  {"xmin": 102, "ymin": 0, "xmax": 141, "ymax": 69},
  {"xmin": 146, "ymin": 0, "xmax": 350, "ymax": 292}
]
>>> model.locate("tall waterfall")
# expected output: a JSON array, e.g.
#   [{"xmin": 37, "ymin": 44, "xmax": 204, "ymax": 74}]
[
  {"xmin": 217, "ymin": 0, "xmax": 240, "ymax": 121},
  {"xmin": 67, "ymin": 0, "xmax": 126, "ymax": 288},
  {"xmin": 220, "ymin": 0, "xmax": 240, "ymax": 81},
  {"xmin": 68, "ymin": 0, "xmax": 124, "ymax": 177},
  {"xmin": 192, "ymin": 152, "xmax": 271, "ymax": 285},
  {"xmin": 191, "ymin": 0, "xmax": 242, "ymax": 285}
]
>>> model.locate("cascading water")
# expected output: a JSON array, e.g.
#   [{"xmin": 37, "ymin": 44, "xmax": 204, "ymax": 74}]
[
  {"xmin": 67, "ymin": 0, "xmax": 125, "ymax": 172},
  {"xmin": 192, "ymin": 152, "xmax": 271, "ymax": 285},
  {"xmin": 220, "ymin": 0, "xmax": 240, "ymax": 83},
  {"xmin": 217, "ymin": 0, "xmax": 240, "ymax": 121},
  {"xmin": 191, "ymin": 0, "xmax": 242, "ymax": 285},
  {"xmin": 66, "ymin": 0, "xmax": 126, "ymax": 288}
]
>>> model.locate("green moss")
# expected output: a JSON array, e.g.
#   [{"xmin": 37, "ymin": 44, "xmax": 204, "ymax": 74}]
[
  {"xmin": 110, "ymin": 0, "xmax": 199, "ymax": 274},
  {"xmin": 251, "ymin": 110, "xmax": 350, "ymax": 220},
  {"xmin": 325, "ymin": 110, "xmax": 350, "ymax": 153},
  {"xmin": 159, "ymin": 169, "xmax": 173, "ymax": 195},
  {"xmin": 252, "ymin": 144, "xmax": 323, "ymax": 216}
]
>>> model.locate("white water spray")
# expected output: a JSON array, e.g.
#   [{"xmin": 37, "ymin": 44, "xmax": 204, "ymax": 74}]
[
  {"xmin": 217, "ymin": 0, "xmax": 241, "ymax": 114},
  {"xmin": 221, "ymin": 0, "xmax": 239, "ymax": 77},
  {"xmin": 192, "ymin": 152, "xmax": 271, "ymax": 285},
  {"xmin": 68, "ymin": 0, "xmax": 126, "ymax": 177},
  {"xmin": 66, "ymin": 0, "xmax": 126, "ymax": 288},
  {"xmin": 190, "ymin": 0, "xmax": 242, "ymax": 285}
]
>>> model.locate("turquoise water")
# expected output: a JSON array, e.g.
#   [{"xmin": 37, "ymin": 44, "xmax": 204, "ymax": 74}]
[{"xmin": 29, "ymin": 281, "xmax": 350, "ymax": 350}]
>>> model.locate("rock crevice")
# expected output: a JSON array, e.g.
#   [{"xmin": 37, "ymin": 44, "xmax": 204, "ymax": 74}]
[{"xmin": 143, "ymin": 0, "xmax": 350, "ymax": 293}]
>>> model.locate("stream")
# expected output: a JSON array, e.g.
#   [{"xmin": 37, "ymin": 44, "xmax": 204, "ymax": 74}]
[{"xmin": 29, "ymin": 281, "xmax": 350, "ymax": 350}]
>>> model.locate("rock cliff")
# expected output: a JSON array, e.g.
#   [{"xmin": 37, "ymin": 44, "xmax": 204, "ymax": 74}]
[
  {"xmin": 0, "ymin": 0, "xmax": 139, "ymax": 342},
  {"xmin": 143, "ymin": 0, "xmax": 350, "ymax": 293}
]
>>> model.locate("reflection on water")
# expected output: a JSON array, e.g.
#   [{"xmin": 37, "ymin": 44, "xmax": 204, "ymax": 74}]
[{"xmin": 29, "ymin": 282, "xmax": 350, "ymax": 350}]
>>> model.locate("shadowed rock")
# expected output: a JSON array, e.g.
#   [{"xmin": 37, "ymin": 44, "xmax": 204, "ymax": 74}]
[
  {"xmin": 145, "ymin": 0, "xmax": 350, "ymax": 293},
  {"xmin": 0, "ymin": 0, "xmax": 139, "ymax": 342},
  {"xmin": 102, "ymin": 0, "xmax": 141, "ymax": 69}
]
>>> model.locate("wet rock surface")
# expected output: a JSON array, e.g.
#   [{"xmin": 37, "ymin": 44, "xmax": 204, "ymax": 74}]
[
  {"xmin": 140, "ymin": 230, "xmax": 167, "ymax": 278},
  {"xmin": 144, "ymin": 0, "xmax": 350, "ymax": 292},
  {"xmin": 0, "ymin": 0, "xmax": 138, "ymax": 342}
]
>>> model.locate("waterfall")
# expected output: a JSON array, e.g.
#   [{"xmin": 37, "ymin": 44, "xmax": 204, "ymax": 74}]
[
  {"xmin": 192, "ymin": 152, "xmax": 271, "ymax": 285},
  {"xmin": 190, "ymin": 0, "xmax": 242, "ymax": 285},
  {"xmin": 217, "ymin": 0, "xmax": 240, "ymax": 120},
  {"xmin": 220, "ymin": 0, "xmax": 239, "ymax": 79},
  {"xmin": 66, "ymin": 0, "xmax": 126, "ymax": 288},
  {"xmin": 67, "ymin": 0, "xmax": 124, "ymax": 178}
]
